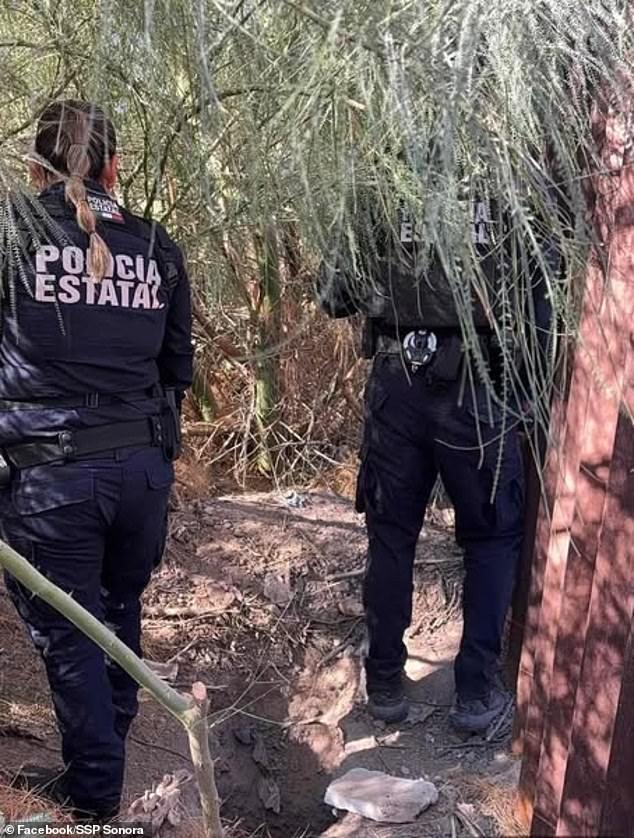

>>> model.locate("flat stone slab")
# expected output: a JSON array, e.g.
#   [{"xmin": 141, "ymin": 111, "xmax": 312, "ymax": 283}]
[{"xmin": 324, "ymin": 767, "xmax": 439, "ymax": 824}]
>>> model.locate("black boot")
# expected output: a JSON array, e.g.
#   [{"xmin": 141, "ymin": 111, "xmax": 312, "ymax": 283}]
[
  {"xmin": 10, "ymin": 764, "xmax": 72, "ymax": 808},
  {"xmin": 448, "ymin": 687, "xmax": 512, "ymax": 735},
  {"xmin": 366, "ymin": 677, "xmax": 409, "ymax": 723},
  {"xmin": 11, "ymin": 764, "xmax": 119, "ymax": 822}
]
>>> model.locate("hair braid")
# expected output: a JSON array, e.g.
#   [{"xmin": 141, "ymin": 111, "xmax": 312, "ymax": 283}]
[{"xmin": 36, "ymin": 101, "xmax": 116, "ymax": 282}]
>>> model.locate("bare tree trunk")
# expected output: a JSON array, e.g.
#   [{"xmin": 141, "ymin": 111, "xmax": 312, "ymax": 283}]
[{"xmin": 253, "ymin": 224, "xmax": 282, "ymax": 475}]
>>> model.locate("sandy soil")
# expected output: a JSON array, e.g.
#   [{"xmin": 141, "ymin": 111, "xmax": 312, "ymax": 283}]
[{"xmin": 0, "ymin": 489, "xmax": 523, "ymax": 837}]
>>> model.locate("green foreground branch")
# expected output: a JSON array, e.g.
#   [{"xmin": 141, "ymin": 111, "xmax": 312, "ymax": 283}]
[{"xmin": 0, "ymin": 538, "xmax": 223, "ymax": 838}]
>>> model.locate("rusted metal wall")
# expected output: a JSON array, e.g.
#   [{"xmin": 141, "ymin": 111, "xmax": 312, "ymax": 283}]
[{"xmin": 514, "ymin": 99, "xmax": 634, "ymax": 837}]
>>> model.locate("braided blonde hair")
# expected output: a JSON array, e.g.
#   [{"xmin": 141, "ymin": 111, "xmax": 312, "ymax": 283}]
[{"xmin": 35, "ymin": 101, "xmax": 117, "ymax": 281}]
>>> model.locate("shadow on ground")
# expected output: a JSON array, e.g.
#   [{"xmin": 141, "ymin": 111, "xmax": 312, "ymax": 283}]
[{"xmin": 0, "ymin": 490, "xmax": 522, "ymax": 837}]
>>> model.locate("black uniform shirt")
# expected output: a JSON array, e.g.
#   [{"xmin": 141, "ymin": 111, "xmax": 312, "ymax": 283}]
[{"xmin": 0, "ymin": 181, "xmax": 193, "ymax": 441}]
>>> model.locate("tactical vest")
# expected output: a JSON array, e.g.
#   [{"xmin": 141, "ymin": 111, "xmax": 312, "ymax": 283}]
[
  {"xmin": 0, "ymin": 182, "xmax": 188, "ymax": 404},
  {"xmin": 37, "ymin": 190, "xmax": 181, "ymax": 295},
  {"xmin": 365, "ymin": 196, "xmax": 503, "ymax": 332},
  {"xmin": 1, "ymin": 188, "xmax": 181, "ymax": 338}
]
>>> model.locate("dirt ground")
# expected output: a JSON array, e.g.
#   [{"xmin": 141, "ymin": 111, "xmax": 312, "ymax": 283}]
[{"xmin": 0, "ymin": 483, "xmax": 524, "ymax": 837}]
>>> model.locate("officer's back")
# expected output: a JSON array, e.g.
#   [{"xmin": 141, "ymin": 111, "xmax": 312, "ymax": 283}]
[
  {"xmin": 1, "ymin": 170, "xmax": 191, "ymax": 441},
  {"xmin": 0, "ymin": 98, "xmax": 192, "ymax": 822},
  {"xmin": 317, "ymin": 177, "xmax": 526, "ymax": 734}
]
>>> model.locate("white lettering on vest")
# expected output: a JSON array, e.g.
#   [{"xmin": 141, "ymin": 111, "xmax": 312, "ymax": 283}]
[
  {"xmin": 136, "ymin": 255, "xmax": 146, "ymax": 283},
  {"xmin": 62, "ymin": 246, "xmax": 84, "ymax": 275},
  {"xmin": 81, "ymin": 277, "xmax": 98, "ymax": 305},
  {"xmin": 132, "ymin": 282, "xmax": 151, "ymax": 309},
  {"xmin": 117, "ymin": 280, "xmax": 134, "ymax": 307},
  {"xmin": 400, "ymin": 222, "xmax": 414, "ymax": 243},
  {"xmin": 97, "ymin": 279, "xmax": 119, "ymax": 307},
  {"xmin": 147, "ymin": 259, "xmax": 161, "ymax": 285},
  {"xmin": 472, "ymin": 200, "xmax": 490, "ymax": 244},
  {"xmin": 32, "ymin": 246, "xmax": 165, "ymax": 311},
  {"xmin": 35, "ymin": 274, "xmax": 56, "ymax": 302},
  {"xmin": 58, "ymin": 275, "xmax": 81, "ymax": 304},
  {"xmin": 35, "ymin": 246, "xmax": 60, "ymax": 273},
  {"xmin": 116, "ymin": 254, "xmax": 136, "ymax": 280},
  {"xmin": 151, "ymin": 285, "xmax": 164, "ymax": 309}
]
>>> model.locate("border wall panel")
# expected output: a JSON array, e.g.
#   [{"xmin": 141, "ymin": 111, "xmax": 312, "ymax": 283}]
[{"xmin": 516, "ymin": 99, "xmax": 634, "ymax": 836}]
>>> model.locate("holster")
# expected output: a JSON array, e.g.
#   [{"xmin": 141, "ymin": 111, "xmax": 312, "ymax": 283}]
[
  {"xmin": 162, "ymin": 388, "xmax": 183, "ymax": 461},
  {"xmin": 425, "ymin": 335, "xmax": 464, "ymax": 385},
  {"xmin": 361, "ymin": 319, "xmax": 378, "ymax": 359}
]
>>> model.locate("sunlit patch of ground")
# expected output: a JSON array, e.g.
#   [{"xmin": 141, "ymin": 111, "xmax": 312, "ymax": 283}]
[{"xmin": 1, "ymin": 490, "xmax": 520, "ymax": 837}]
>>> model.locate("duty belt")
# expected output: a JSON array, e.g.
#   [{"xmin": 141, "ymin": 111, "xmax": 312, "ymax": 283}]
[
  {"xmin": 375, "ymin": 329, "xmax": 492, "ymax": 382},
  {"xmin": 4, "ymin": 417, "xmax": 164, "ymax": 469},
  {"xmin": 0, "ymin": 387, "xmax": 160, "ymax": 411},
  {"xmin": 375, "ymin": 331, "xmax": 492, "ymax": 356}
]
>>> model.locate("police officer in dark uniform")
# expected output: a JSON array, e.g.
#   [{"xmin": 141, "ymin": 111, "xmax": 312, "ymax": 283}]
[
  {"xmin": 318, "ymin": 184, "xmax": 525, "ymax": 733},
  {"xmin": 0, "ymin": 100, "xmax": 193, "ymax": 819}
]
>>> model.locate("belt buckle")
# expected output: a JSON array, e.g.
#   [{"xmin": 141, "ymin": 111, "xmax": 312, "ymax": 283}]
[{"xmin": 402, "ymin": 330, "xmax": 438, "ymax": 372}]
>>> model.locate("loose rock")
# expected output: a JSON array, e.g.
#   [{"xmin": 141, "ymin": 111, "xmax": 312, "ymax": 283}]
[{"xmin": 324, "ymin": 767, "xmax": 438, "ymax": 824}]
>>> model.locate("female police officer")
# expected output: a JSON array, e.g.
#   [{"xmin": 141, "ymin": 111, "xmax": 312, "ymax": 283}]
[{"xmin": 0, "ymin": 100, "xmax": 193, "ymax": 820}]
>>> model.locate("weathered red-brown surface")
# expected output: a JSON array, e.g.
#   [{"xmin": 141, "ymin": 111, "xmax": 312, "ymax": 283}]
[
  {"xmin": 561, "ymin": 383, "xmax": 634, "ymax": 836},
  {"xmin": 598, "ymin": 445, "xmax": 634, "ymax": 835},
  {"xmin": 515, "ymin": 98, "xmax": 634, "ymax": 837}
]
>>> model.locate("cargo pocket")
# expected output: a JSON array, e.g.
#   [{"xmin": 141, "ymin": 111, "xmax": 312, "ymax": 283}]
[
  {"xmin": 145, "ymin": 459, "xmax": 175, "ymax": 490},
  {"xmin": 355, "ymin": 448, "xmax": 385, "ymax": 517},
  {"xmin": 7, "ymin": 467, "xmax": 96, "ymax": 621},
  {"xmin": 11, "ymin": 464, "xmax": 94, "ymax": 517},
  {"xmin": 478, "ymin": 427, "xmax": 525, "ymax": 536},
  {"xmin": 363, "ymin": 367, "xmax": 390, "ymax": 421},
  {"xmin": 2, "ymin": 538, "xmax": 54, "ymax": 636},
  {"xmin": 153, "ymin": 514, "xmax": 169, "ymax": 569},
  {"xmin": 463, "ymin": 386, "xmax": 504, "ymax": 429},
  {"xmin": 493, "ymin": 450, "xmax": 525, "ymax": 535},
  {"xmin": 145, "ymin": 459, "xmax": 173, "ymax": 568},
  {"xmin": 356, "ymin": 369, "xmax": 390, "ymax": 516}
]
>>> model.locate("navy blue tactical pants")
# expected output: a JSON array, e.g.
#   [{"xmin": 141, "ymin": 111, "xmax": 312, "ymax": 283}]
[
  {"xmin": 1, "ymin": 445, "xmax": 173, "ymax": 817},
  {"xmin": 358, "ymin": 355, "xmax": 524, "ymax": 700}
]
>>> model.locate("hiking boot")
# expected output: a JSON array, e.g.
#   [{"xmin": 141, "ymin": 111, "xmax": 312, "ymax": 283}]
[
  {"xmin": 11, "ymin": 765, "xmax": 118, "ymax": 822},
  {"xmin": 448, "ymin": 687, "xmax": 510, "ymax": 735},
  {"xmin": 367, "ymin": 681, "xmax": 410, "ymax": 723},
  {"xmin": 11, "ymin": 764, "xmax": 72, "ymax": 807}
]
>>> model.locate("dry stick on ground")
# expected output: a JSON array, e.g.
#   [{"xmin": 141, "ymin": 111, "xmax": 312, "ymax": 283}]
[{"xmin": 0, "ymin": 538, "xmax": 224, "ymax": 838}]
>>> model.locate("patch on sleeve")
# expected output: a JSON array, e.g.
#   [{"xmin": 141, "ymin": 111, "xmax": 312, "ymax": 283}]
[{"xmin": 86, "ymin": 191, "xmax": 125, "ymax": 224}]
